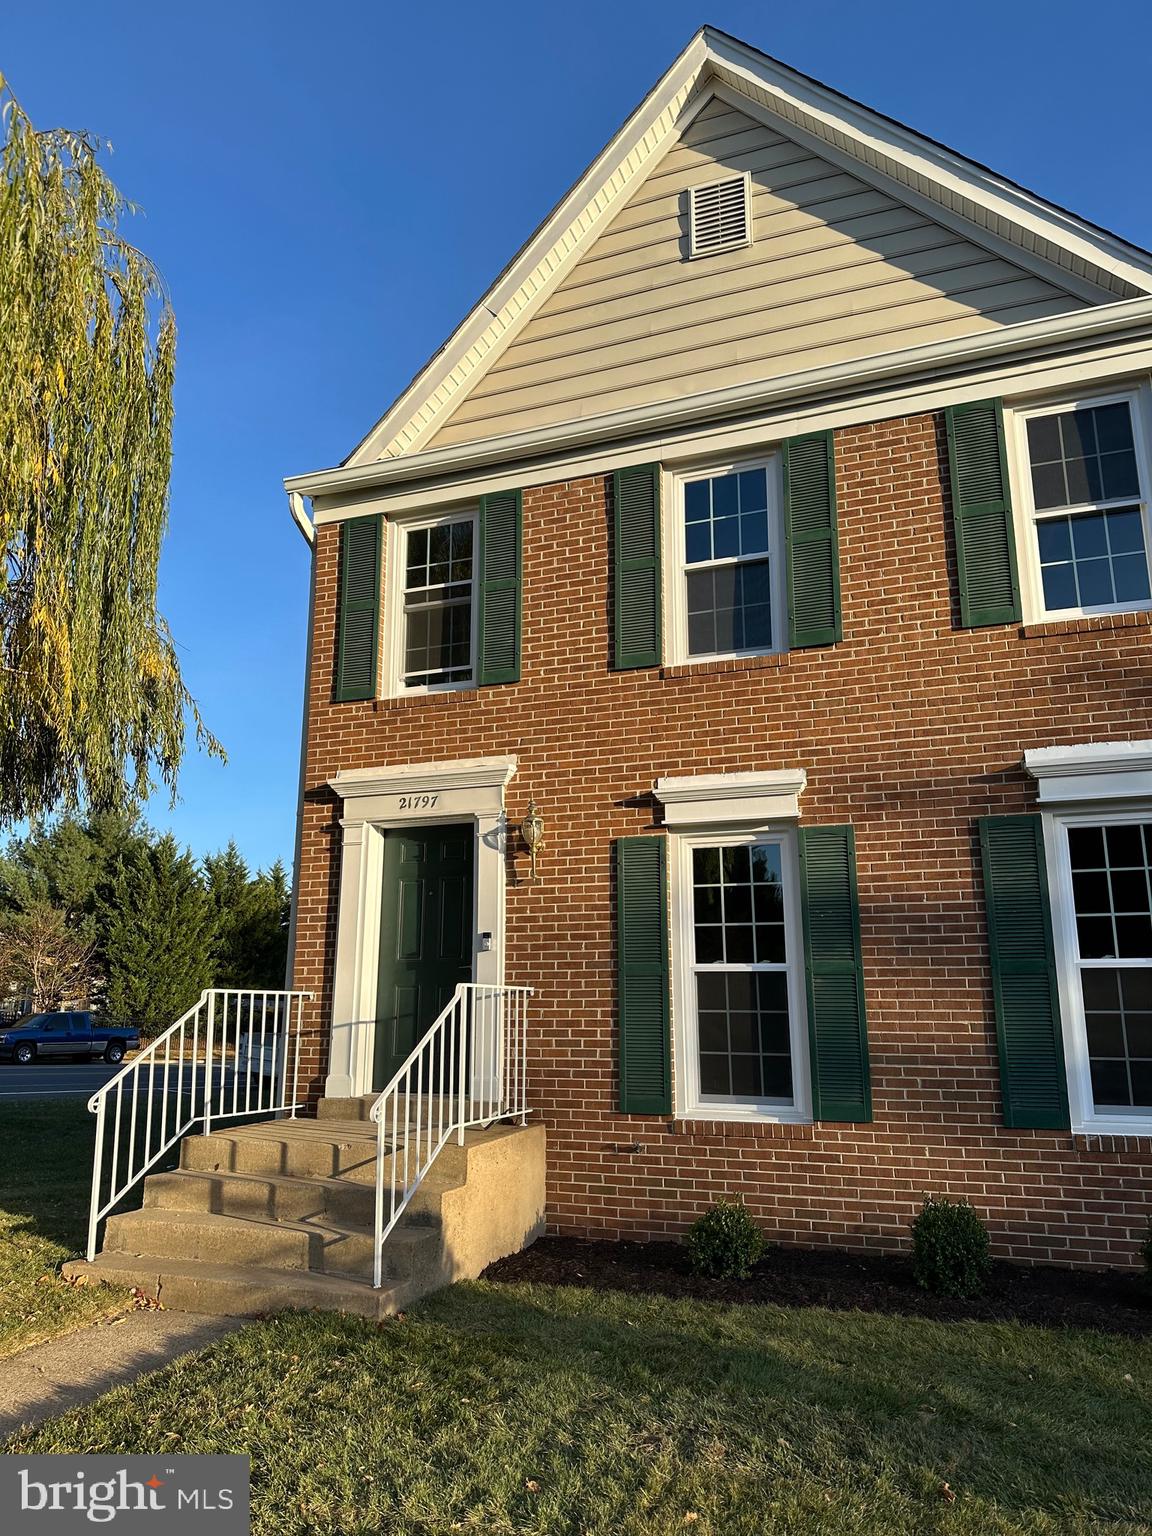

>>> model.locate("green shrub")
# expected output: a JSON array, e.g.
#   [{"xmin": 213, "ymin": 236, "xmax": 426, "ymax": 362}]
[
  {"xmin": 910, "ymin": 1195, "xmax": 992, "ymax": 1298},
  {"xmin": 686, "ymin": 1199, "xmax": 766, "ymax": 1279}
]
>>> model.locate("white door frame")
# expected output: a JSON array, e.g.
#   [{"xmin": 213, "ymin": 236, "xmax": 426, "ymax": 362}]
[{"xmin": 325, "ymin": 756, "xmax": 517, "ymax": 1098}]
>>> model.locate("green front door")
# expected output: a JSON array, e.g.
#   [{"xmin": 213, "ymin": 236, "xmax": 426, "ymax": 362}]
[{"xmin": 374, "ymin": 824, "xmax": 474, "ymax": 1089}]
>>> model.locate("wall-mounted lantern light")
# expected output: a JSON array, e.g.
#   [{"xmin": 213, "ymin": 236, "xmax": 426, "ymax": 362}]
[{"xmin": 521, "ymin": 800, "xmax": 544, "ymax": 882}]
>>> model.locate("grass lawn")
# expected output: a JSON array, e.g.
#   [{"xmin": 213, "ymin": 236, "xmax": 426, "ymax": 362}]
[
  {"xmin": 11, "ymin": 1279, "xmax": 1152, "ymax": 1534},
  {"xmin": 0, "ymin": 1101, "xmax": 130, "ymax": 1358}
]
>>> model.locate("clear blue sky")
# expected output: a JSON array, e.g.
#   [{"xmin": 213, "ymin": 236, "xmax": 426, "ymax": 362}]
[{"xmin": 3, "ymin": 1, "xmax": 1149, "ymax": 874}]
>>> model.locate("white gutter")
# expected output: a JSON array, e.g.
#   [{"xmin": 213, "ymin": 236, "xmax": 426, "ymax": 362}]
[
  {"xmin": 288, "ymin": 491, "xmax": 314, "ymax": 545},
  {"xmin": 284, "ymin": 295, "xmax": 1152, "ymax": 500},
  {"xmin": 283, "ymin": 517, "xmax": 317, "ymax": 988}
]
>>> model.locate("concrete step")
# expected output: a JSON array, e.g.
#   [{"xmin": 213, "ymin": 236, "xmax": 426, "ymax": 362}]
[
  {"xmin": 73, "ymin": 1119, "xmax": 547, "ymax": 1320},
  {"xmin": 143, "ymin": 1165, "xmax": 461, "ymax": 1228},
  {"xmin": 102, "ymin": 1206, "xmax": 441, "ymax": 1283},
  {"xmin": 179, "ymin": 1117, "xmax": 510, "ymax": 1191},
  {"xmin": 182, "ymin": 1119, "xmax": 379, "ymax": 1183},
  {"xmin": 61, "ymin": 1252, "xmax": 411, "ymax": 1320},
  {"xmin": 316, "ymin": 1093, "xmax": 463, "ymax": 1125}
]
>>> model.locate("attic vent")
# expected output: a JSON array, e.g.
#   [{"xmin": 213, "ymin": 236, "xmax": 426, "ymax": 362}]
[{"xmin": 688, "ymin": 174, "xmax": 750, "ymax": 258}]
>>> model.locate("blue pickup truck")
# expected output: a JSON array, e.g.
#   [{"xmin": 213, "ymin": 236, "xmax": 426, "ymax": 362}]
[{"xmin": 0, "ymin": 1011, "xmax": 140, "ymax": 1066}]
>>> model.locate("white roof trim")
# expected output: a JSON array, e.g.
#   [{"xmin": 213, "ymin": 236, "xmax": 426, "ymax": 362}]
[
  {"xmin": 704, "ymin": 32, "xmax": 1151, "ymax": 300},
  {"xmin": 1024, "ymin": 741, "xmax": 1152, "ymax": 806},
  {"xmin": 342, "ymin": 26, "xmax": 1152, "ymax": 471},
  {"xmin": 345, "ymin": 35, "xmax": 710, "ymax": 467}
]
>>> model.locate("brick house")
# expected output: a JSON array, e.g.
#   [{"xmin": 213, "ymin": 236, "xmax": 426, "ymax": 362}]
[{"xmin": 282, "ymin": 27, "xmax": 1152, "ymax": 1271}]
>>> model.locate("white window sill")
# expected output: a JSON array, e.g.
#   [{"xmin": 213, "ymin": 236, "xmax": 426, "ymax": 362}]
[
  {"xmin": 670, "ymin": 647, "xmax": 783, "ymax": 669},
  {"xmin": 1072, "ymin": 1113, "xmax": 1152, "ymax": 1138},
  {"xmin": 382, "ymin": 681, "xmax": 477, "ymax": 704},
  {"xmin": 1033, "ymin": 601, "xmax": 1152, "ymax": 625},
  {"xmin": 678, "ymin": 1103, "xmax": 811, "ymax": 1126}
]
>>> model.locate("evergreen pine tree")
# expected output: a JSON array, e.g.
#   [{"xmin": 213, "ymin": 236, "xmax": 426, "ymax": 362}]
[
  {"xmin": 0, "ymin": 811, "xmax": 145, "ymax": 942},
  {"xmin": 239, "ymin": 860, "xmax": 291, "ymax": 987},
  {"xmin": 204, "ymin": 841, "xmax": 251, "ymax": 985},
  {"xmin": 204, "ymin": 844, "xmax": 290, "ymax": 987},
  {"xmin": 100, "ymin": 835, "xmax": 218, "ymax": 1031}
]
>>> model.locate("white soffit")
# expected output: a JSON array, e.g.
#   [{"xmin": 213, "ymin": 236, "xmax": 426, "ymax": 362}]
[
  {"xmin": 655, "ymin": 770, "xmax": 808, "ymax": 827},
  {"xmin": 1024, "ymin": 742, "xmax": 1152, "ymax": 805},
  {"xmin": 339, "ymin": 26, "xmax": 1152, "ymax": 471}
]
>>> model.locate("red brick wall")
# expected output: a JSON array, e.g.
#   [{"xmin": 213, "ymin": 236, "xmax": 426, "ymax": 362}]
[{"xmin": 291, "ymin": 409, "xmax": 1152, "ymax": 1269}]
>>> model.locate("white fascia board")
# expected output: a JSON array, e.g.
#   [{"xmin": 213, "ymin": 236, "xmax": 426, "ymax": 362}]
[
  {"xmin": 344, "ymin": 34, "xmax": 710, "ymax": 467},
  {"xmin": 1025, "ymin": 741, "xmax": 1152, "ymax": 805},
  {"xmin": 655, "ymin": 770, "xmax": 807, "ymax": 827},
  {"xmin": 306, "ymin": 331, "xmax": 1152, "ymax": 524},
  {"xmin": 285, "ymin": 296, "xmax": 1152, "ymax": 504},
  {"xmin": 704, "ymin": 29, "xmax": 1152, "ymax": 298}
]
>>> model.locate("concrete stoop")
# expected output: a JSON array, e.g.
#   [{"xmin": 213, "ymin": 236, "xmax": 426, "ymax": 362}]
[{"xmin": 63, "ymin": 1102, "xmax": 546, "ymax": 1320}]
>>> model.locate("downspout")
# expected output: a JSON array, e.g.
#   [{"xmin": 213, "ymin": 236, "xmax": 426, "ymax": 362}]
[{"xmin": 284, "ymin": 491, "xmax": 316, "ymax": 989}]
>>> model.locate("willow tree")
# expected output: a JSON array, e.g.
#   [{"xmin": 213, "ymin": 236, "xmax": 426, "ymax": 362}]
[{"xmin": 0, "ymin": 77, "xmax": 220, "ymax": 822}]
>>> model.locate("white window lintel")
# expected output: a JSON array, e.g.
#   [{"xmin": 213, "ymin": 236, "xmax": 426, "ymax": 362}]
[
  {"xmin": 655, "ymin": 769, "xmax": 807, "ymax": 828},
  {"xmin": 1024, "ymin": 741, "xmax": 1152, "ymax": 806},
  {"xmin": 330, "ymin": 755, "xmax": 517, "ymax": 818}
]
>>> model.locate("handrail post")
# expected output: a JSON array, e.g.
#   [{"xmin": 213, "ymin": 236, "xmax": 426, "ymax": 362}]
[
  {"xmin": 456, "ymin": 989, "xmax": 468, "ymax": 1146},
  {"xmin": 373, "ymin": 1118, "xmax": 385, "ymax": 1289},
  {"xmin": 276, "ymin": 993, "xmax": 290, "ymax": 1118},
  {"xmin": 521, "ymin": 990, "xmax": 530, "ymax": 1124},
  {"xmin": 290, "ymin": 992, "xmax": 303, "ymax": 1117},
  {"xmin": 203, "ymin": 991, "xmax": 216, "ymax": 1139},
  {"xmin": 86, "ymin": 1093, "xmax": 107, "ymax": 1262}
]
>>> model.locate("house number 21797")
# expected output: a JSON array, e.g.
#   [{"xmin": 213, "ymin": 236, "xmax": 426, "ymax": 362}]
[{"xmin": 398, "ymin": 794, "xmax": 438, "ymax": 810}]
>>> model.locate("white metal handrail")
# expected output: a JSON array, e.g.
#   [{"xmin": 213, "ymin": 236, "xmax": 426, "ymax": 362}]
[
  {"xmin": 368, "ymin": 982, "xmax": 532, "ymax": 1288},
  {"xmin": 84, "ymin": 988, "xmax": 312, "ymax": 1261}
]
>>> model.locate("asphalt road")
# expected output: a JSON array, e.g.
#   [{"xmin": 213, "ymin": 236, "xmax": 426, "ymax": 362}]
[{"xmin": 0, "ymin": 1062, "xmax": 234, "ymax": 1102}]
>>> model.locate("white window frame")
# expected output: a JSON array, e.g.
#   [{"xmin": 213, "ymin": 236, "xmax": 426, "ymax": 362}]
[
  {"xmin": 670, "ymin": 827, "xmax": 811, "ymax": 1124},
  {"xmin": 664, "ymin": 455, "xmax": 787, "ymax": 668},
  {"xmin": 1044, "ymin": 806, "xmax": 1152, "ymax": 1135},
  {"xmin": 1006, "ymin": 385, "xmax": 1152, "ymax": 624},
  {"xmin": 382, "ymin": 507, "xmax": 479, "ymax": 698}
]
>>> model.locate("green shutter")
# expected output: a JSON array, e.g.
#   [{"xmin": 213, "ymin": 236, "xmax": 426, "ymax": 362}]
[
  {"xmin": 945, "ymin": 399, "xmax": 1022, "ymax": 627},
  {"xmin": 478, "ymin": 490, "xmax": 522, "ymax": 685},
  {"xmin": 798, "ymin": 825, "xmax": 871, "ymax": 1121},
  {"xmin": 978, "ymin": 815, "xmax": 1070, "ymax": 1129},
  {"xmin": 783, "ymin": 431, "xmax": 842, "ymax": 648},
  {"xmin": 616, "ymin": 836, "xmax": 671, "ymax": 1113},
  {"xmin": 334, "ymin": 514, "xmax": 382, "ymax": 702},
  {"xmin": 613, "ymin": 463, "xmax": 662, "ymax": 669}
]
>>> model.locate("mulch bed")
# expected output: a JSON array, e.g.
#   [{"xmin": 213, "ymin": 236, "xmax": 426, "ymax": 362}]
[{"xmin": 483, "ymin": 1235, "xmax": 1152, "ymax": 1336}]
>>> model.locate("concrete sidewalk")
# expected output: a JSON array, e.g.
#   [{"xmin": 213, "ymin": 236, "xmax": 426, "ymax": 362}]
[{"xmin": 0, "ymin": 1310, "xmax": 244, "ymax": 1442}]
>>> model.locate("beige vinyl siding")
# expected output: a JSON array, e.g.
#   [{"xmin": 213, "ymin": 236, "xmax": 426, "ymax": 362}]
[{"xmin": 426, "ymin": 97, "xmax": 1097, "ymax": 449}]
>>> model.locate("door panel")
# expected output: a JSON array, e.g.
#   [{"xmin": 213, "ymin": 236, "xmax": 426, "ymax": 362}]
[
  {"xmin": 375, "ymin": 825, "xmax": 474, "ymax": 1089},
  {"xmin": 37, "ymin": 1015, "xmax": 68, "ymax": 1057}
]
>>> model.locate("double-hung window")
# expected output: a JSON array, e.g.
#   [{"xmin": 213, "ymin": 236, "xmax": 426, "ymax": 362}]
[
  {"xmin": 673, "ymin": 832, "xmax": 809, "ymax": 1119},
  {"xmin": 1056, "ymin": 815, "xmax": 1152, "ymax": 1122},
  {"xmin": 392, "ymin": 513, "xmax": 477, "ymax": 692},
  {"xmin": 1014, "ymin": 393, "xmax": 1152, "ymax": 620},
  {"xmin": 671, "ymin": 460, "xmax": 784, "ymax": 662}
]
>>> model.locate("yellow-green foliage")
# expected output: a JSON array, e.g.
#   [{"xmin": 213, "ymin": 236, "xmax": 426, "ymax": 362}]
[{"xmin": 0, "ymin": 79, "xmax": 220, "ymax": 820}]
